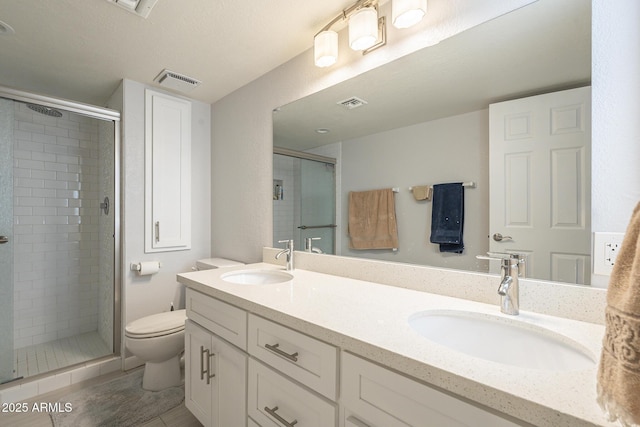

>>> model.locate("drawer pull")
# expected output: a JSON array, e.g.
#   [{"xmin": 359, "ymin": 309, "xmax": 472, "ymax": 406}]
[
  {"xmin": 346, "ymin": 415, "xmax": 371, "ymax": 427},
  {"xmin": 264, "ymin": 405, "xmax": 298, "ymax": 427},
  {"xmin": 265, "ymin": 343, "xmax": 299, "ymax": 362}
]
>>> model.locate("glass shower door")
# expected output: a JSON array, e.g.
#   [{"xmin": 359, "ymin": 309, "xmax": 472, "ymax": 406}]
[
  {"xmin": 0, "ymin": 93, "xmax": 118, "ymax": 382},
  {"xmin": 298, "ymin": 158, "xmax": 336, "ymax": 254},
  {"xmin": 0, "ymin": 97, "xmax": 14, "ymax": 383}
]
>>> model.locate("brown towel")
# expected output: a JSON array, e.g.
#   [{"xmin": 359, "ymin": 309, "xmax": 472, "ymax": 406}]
[
  {"xmin": 348, "ymin": 189, "xmax": 399, "ymax": 250},
  {"xmin": 597, "ymin": 201, "xmax": 640, "ymax": 426},
  {"xmin": 412, "ymin": 185, "xmax": 432, "ymax": 201}
]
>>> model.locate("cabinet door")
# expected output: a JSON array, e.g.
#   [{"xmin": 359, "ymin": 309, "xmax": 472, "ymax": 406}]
[
  {"xmin": 210, "ymin": 332, "xmax": 247, "ymax": 427},
  {"xmin": 185, "ymin": 320, "xmax": 213, "ymax": 426},
  {"xmin": 144, "ymin": 89, "xmax": 191, "ymax": 252},
  {"xmin": 185, "ymin": 320, "xmax": 248, "ymax": 427}
]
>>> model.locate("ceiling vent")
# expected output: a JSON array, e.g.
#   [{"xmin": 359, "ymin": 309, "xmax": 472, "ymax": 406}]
[
  {"xmin": 107, "ymin": 0, "xmax": 159, "ymax": 19},
  {"xmin": 154, "ymin": 69, "xmax": 201, "ymax": 93},
  {"xmin": 337, "ymin": 96, "xmax": 368, "ymax": 110}
]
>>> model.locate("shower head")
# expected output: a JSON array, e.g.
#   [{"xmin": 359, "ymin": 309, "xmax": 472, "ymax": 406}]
[{"xmin": 26, "ymin": 103, "xmax": 62, "ymax": 118}]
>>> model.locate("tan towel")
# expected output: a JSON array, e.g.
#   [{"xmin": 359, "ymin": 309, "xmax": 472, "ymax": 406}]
[
  {"xmin": 597, "ymin": 201, "xmax": 640, "ymax": 426},
  {"xmin": 348, "ymin": 189, "xmax": 399, "ymax": 250},
  {"xmin": 412, "ymin": 185, "xmax": 432, "ymax": 201}
]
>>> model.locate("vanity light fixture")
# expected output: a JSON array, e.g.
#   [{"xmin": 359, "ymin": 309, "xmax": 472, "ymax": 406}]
[
  {"xmin": 314, "ymin": 0, "xmax": 427, "ymax": 68},
  {"xmin": 349, "ymin": 6, "xmax": 380, "ymax": 51},
  {"xmin": 313, "ymin": 0, "xmax": 386, "ymax": 68},
  {"xmin": 392, "ymin": 0, "xmax": 427, "ymax": 29}
]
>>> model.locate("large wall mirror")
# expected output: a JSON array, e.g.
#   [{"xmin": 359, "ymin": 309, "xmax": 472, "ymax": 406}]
[{"xmin": 273, "ymin": 0, "xmax": 592, "ymax": 285}]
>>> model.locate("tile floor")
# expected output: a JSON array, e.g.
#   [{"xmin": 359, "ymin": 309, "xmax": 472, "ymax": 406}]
[
  {"xmin": 0, "ymin": 369, "xmax": 202, "ymax": 427},
  {"xmin": 14, "ymin": 332, "xmax": 111, "ymax": 379}
]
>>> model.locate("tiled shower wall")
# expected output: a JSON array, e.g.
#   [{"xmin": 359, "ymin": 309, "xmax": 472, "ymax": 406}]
[
  {"xmin": 13, "ymin": 102, "xmax": 101, "ymax": 349},
  {"xmin": 272, "ymin": 154, "xmax": 300, "ymax": 246}
]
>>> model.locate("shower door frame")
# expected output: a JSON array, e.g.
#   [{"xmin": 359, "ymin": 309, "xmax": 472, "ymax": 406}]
[
  {"xmin": 0, "ymin": 85, "xmax": 123, "ymax": 368},
  {"xmin": 273, "ymin": 147, "xmax": 337, "ymax": 254}
]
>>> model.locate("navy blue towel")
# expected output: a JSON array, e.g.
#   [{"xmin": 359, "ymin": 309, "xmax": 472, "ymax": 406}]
[{"xmin": 429, "ymin": 183, "xmax": 464, "ymax": 253}]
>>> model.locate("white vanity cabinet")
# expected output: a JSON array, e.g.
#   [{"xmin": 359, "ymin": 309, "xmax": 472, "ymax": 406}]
[
  {"xmin": 247, "ymin": 314, "xmax": 338, "ymax": 427},
  {"xmin": 185, "ymin": 289, "xmax": 248, "ymax": 427},
  {"xmin": 340, "ymin": 352, "xmax": 520, "ymax": 427},
  {"xmin": 182, "ymin": 288, "xmax": 523, "ymax": 427}
]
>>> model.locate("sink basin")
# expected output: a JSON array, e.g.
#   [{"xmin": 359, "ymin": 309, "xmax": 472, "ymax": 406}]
[
  {"xmin": 221, "ymin": 269, "xmax": 293, "ymax": 285},
  {"xmin": 408, "ymin": 310, "xmax": 595, "ymax": 371}
]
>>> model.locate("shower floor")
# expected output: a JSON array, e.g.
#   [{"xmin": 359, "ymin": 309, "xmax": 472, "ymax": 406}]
[{"xmin": 13, "ymin": 332, "xmax": 111, "ymax": 379}]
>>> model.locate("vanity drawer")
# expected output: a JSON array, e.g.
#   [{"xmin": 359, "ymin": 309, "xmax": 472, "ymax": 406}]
[
  {"xmin": 186, "ymin": 288, "xmax": 247, "ymax": 350},
  {"xmin": 248, "ymin": 358, "xmax": 337, "ymax": 427},
  {"xmin": 248, "ymin": 314, "xmax": 338, "ymax": 400},
  {"xmin": 341, "ymin": 352, "xmax": 519, "ymax": 427}
]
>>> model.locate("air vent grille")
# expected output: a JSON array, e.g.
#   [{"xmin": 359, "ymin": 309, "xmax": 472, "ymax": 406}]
[
  {"xmin": 154, "ymin": 69, "xmax": 201, "ymax": 93},
  {"xmin": 337, "ymin": 96, "xmax": 368, "ymax": 110},
  {"xmin": 107, "ymin": 0, "xmax": 159, "ymax": 19}
]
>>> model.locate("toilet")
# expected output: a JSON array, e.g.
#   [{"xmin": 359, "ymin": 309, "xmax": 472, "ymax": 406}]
[
  {"xmin": 125, "ymin": 309, "xmax": 187, "ymax": 391},
  {"xmin": 125, "ymin": 257, "xmax": 244, "ymax": 391}
]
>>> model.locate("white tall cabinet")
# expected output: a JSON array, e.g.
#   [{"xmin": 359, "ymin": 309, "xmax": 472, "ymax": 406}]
[{"xmin": 144, "ymin": 89, "xmax": 191, "ymax": 252}]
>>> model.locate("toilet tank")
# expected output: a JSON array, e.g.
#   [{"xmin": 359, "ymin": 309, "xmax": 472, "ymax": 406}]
[{"xmin": 195, "ymin": 257, "xmax": 244, "ymax": 270}]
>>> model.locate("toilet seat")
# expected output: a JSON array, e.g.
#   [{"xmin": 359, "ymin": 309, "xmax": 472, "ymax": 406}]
[{"xmin": 125, "ymin": 309, "xmax": 187, "ymax": 339}]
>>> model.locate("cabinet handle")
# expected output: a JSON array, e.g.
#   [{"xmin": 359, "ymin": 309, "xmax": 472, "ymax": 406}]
[
  {"xmin": 155, "ymin": 221, "xmax": 160, "ymax": 243},
  {"xmin": 264, "ymin": 343, "xmax": 299, "ymax": 362},
  {"xmin": 207, "ymin": 351, "xmax": 216, "ymax": 383},
  {"xmin": 264, "ymin": 405, "xmax": 298, "ymax": 427},
  {"xmin": 200, "ymin": 346, "xmax": 208, "ymax": 381},
  {"xmin": 346, "ymin": 415, "xmax": 371, "ymax": 427}
]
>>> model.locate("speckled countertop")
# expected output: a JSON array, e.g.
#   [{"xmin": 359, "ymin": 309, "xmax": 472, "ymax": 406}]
[{"xmin": 177, "ymin": 263, "xmax": 614, "ymax": 427}]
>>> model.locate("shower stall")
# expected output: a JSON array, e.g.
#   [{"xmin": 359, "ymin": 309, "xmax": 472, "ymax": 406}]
[
  {"xmin": 273, "ymin": 149, "xmax": 336, "ymax": 255},
  {"xmin": 0, "ymin": 86, "xmax": 120, "ymax": 384}
]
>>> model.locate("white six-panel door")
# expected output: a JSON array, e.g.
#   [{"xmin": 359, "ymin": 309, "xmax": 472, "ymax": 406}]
[{"xmin": 489, "ymin": 86, "xmax": 591, "ymax": 284}]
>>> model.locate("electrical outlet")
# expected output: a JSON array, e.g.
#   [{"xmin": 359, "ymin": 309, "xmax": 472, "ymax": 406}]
[
  {"xmin": 593, "ymin": 232, "xmax": 625, "ymax": 275},
  {"xmin": 604, "ymin": 242, "xmax": 621, "ymax": 267}
]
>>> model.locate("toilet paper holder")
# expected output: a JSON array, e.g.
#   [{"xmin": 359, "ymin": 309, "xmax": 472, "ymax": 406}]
[{"xmin": 130, "ymin": 261, "xmax": 162, "ymax": 275}]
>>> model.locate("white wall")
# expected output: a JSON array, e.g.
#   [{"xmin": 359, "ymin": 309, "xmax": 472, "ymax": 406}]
[
  {"xmin": 340, "ymin": 110, "xmax": 489, "ymax": 270},
  {"xmin": 112, "ymin": 80, "xmax": 211, "ymax": 335},
  {"xmin": 211, "ymin": 0, "xmax": 537, "ymax": 263}
]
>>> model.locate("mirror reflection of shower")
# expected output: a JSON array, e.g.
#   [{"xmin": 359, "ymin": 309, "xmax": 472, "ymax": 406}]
[
  {"xmin": 0, "ymin": 96, "xmax": 118, "ymax": 384},
  {"xmin": 26, "ymin": 103, "xmax": 63, "ymax": 118},
  {"xmin": 273, "ymin": 149, "xmax": 337, "ymax": 255}
]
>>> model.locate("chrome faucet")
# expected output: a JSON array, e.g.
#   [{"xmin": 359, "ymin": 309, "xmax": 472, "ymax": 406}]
[
  {"xmin": 477, "ymin": 252, "xmax": 525, "ymax": 315},
  {"xmin": 304, "ymin": 237, "xmax": 323, "ymax": 253},
  {"xmin": 275, "ymin": 239, "xmax": 295, "ymax": 270}
]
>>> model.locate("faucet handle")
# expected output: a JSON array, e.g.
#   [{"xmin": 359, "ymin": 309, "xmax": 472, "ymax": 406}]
[
  {"xmin": 304, "ymin": 237, "xmax": 321, "ymax": 252},
  {"xmin": 278, "ymin": 239, "xmax": 294, "ymax": 249},
  {"xmin": 478, "ymin": 252, "xmax": 526, "ymax": 277},
  {"xmin": 480, "ymin": 252, "xmax": 526, "ymax": 262}
]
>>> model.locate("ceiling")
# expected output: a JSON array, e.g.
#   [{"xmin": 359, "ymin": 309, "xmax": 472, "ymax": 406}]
[
  {"xmin": 273, "ymin": 0, "xmax": 591, "ymax": 150},
  {"xmin": 0, "ymin": 0, "xmax": 361, "ymax": 106}
]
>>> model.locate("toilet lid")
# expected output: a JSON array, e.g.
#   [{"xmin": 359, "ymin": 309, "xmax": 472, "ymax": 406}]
[{"xmin": 125, "ymin": 309, "xmax": 187, "ymax": 338}]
